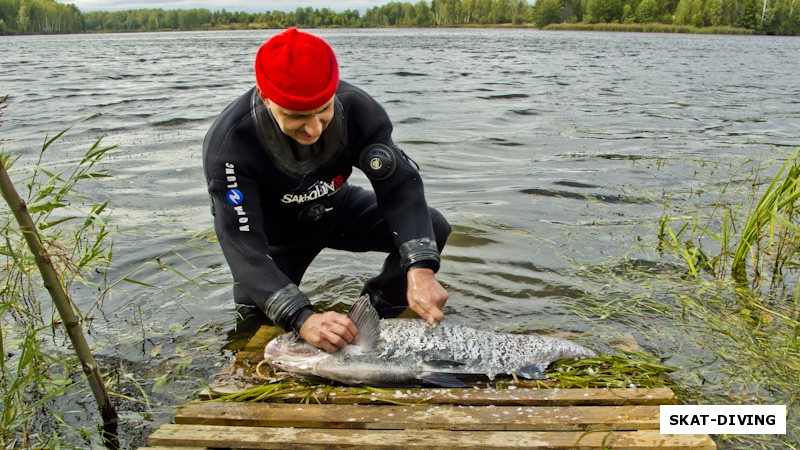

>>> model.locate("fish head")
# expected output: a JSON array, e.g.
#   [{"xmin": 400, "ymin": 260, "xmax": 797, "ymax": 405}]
[{"xmin": 264, "ymin": 332, "xmax": 326, "ymax": 376}]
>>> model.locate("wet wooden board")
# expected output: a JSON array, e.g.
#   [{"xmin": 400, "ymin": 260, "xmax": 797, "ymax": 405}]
[
  {"xmin": 143, "ymin": 325, "xmax": 716, "ymax": 449},
  {"xmin": 176, "ymin": 401, "xmax": 662, "ymax": 431},
  {"xmin": 138, "ymin": 447, "xmax": 208, "ymax": 450},
  {"xmin": 148, "ymin": 425, "xmax": 716, "ymax": 449}
]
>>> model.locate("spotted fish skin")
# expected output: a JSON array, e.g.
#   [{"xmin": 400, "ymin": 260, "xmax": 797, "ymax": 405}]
[{"xmin": 264, "ymin": 296, "xmax": 597, "ymax": 387}]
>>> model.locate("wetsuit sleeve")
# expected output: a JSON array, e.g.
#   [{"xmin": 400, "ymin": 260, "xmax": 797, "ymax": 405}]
[
  {"xmin": 349, "ymin": 92, "xmax": 440, "ymax": 272},
  {"xmin": 207, "ymin": 172, "xmax": 313, "ymax": 331},
  {"xmin": 203, "ymin": 96, "xmax": 313, "ymax": 331}
]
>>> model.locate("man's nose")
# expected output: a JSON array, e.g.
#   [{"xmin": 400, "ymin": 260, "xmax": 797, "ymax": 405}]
[{"xmin": 304, "ymin": 117, "xmax": 323, "ymax": 137}]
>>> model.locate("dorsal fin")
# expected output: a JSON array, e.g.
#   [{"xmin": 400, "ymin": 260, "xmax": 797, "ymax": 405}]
[{"xmin": 347, "ymin": 295, "xmax": 381, "ymax": 350}]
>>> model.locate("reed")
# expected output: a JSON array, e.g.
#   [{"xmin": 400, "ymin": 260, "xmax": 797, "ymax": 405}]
[
  {"xmin": 1, "ymin": 97, "xmax": 119, "ymax": 448},
  {"xmin": 544, "ymin": 352, "xmax": 676, "ymax": 389},
  {"xmin": 572, "ymin": 266, "xmax": 799, "ymax": 448},
  {"xmin": 659, "ymin": 150, "xmax": 800, "ymax": 296},
  {"xmin": 731, "ymin": 151, "xmax": 800, "ymax": 290},
  {"xmin": 595, "ymin": 149, "xmax": 800, "ymax": 449}
]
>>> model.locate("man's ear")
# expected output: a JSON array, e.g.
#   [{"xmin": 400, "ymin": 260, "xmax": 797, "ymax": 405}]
[{"xmin": 256, "ymin": 87, "xmax": 270, "ymax": 106}]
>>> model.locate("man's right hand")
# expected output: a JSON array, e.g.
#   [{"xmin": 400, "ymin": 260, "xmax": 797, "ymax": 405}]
[{"xmin": 298, "ymin": 311, "xmax": 359, "ymax": 353}]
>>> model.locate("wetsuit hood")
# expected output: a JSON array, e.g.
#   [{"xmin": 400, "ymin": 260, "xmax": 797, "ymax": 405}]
[{"xmin": 251, "ymin": 89, "xmax": 347, "ymax": 177}]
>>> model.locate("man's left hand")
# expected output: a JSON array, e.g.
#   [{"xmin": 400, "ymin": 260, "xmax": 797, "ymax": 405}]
[{"xmin": 406, "ymin": 267, "xmax": 448, "ymax": 324}]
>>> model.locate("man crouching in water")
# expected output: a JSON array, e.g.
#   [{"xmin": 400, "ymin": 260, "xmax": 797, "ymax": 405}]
[{"xmin": 203, "ymin": 27, "xmax": 451, "ymax": 352}]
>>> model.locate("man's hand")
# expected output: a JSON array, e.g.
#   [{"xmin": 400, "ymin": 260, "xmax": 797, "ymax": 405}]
[
  {"xmin": 406, "ymin": 267, "xmax": 448, "ymax": 324},
  {"xmin": 299, "ymin": 312, "xmax": 359, "ymax": 353}
]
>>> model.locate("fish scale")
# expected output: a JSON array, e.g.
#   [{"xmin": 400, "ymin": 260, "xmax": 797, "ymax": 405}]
[
  {"xmin": 377, "ymin": 321, "xmax": 566, "ymax": 379},
  {"xmin": 265, "ymin": 296, "xmax": 597, "ymax": 387}
]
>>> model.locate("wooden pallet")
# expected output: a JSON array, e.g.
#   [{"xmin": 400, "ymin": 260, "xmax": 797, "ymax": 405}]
[{"xmin": 141, "ymin": 325, "xmax": 717, "ymax": 449}]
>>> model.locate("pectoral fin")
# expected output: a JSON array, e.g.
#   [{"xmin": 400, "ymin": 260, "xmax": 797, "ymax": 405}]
[
  {"xmin": 347, "ymin": 295, "xmax": 381, "ymax": 350},
  {"xmin": 514, "ymin": 364, "xmax": 546, "ymax": 380},
  {"xmin": 418, "ymin": 372, "xmax": 468, "ymax": 388}
]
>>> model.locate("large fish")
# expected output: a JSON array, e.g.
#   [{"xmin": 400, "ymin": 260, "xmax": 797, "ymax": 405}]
[{"xmin": 264, "ymin": 296, "xmax": 597, "ymax": 387}]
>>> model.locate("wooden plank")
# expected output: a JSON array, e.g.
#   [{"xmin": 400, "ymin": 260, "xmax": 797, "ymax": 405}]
[
  {"xmin": 201, "ymin": 386, "xmax": 676, "ymax": 405},
  {"xmin": 136, "ymin": 447, "xmax": 208, "ymax": 450},
  {"xmin": 176, "ymin": 402, "xmax": 660, "ymax": 431},
  {"xmin": 148, "ymin": 424, "xmax": 717, "ymax": 449}
]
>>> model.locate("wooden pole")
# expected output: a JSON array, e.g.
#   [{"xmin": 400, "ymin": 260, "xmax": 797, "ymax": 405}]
[{"xmin": 0, "ymin": 156, "xmax": 119, "ymax": 449}]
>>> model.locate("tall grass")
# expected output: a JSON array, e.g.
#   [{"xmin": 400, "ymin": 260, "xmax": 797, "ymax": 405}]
[
  {"xmin": 631, "ymin": 149, "xmax": 800, "ymax": 449},
  {"xmin": 661, "ymin": 149, "xmax": 800, "ymax": 298},
  {"xmin": 730, "ymin": 153, "xmax": 800, "ymax": 292},
  {"xmin": 1, "ymin": 96, "xmax": 117, "ymax": 448}
]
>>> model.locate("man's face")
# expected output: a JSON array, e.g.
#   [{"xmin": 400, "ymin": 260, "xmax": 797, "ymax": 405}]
[{"xmin": 259, "ymin": 90, "xmax": 335, "ymax": 145}]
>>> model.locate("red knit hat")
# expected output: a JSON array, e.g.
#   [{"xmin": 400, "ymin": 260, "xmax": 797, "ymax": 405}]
[{"xmin": 255, "ymin": 28, "xmax": 339, "ymax": 111}]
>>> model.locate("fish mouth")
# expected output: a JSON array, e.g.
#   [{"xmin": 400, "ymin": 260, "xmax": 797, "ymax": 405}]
[
  {"xmin": 266, "ymin": 353, "xmax": 322, "ymax": 377},
  {"xmin": 263, "ymin": 342, "xmax": 283, "ymax": 358},
  {"xmin": 264, "ymin": 332, "xmax": 323, "ymax": 359}
]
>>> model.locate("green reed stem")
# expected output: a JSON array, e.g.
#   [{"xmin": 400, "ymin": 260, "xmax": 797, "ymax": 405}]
[
  {"xmin": 0, "ymin": 152, "xmax": 119, "ymax": 449},
  {"xmin": 732, "ymin": 151, "xmax": 800, "ymax": 284}
]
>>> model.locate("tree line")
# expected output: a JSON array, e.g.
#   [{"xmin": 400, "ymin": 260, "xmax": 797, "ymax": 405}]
[
  {"xmin": 532, "ymin": 0, "xmax": 799, "ymax": 34},
  {"xmin": 1, "ymin": 0, "xmax": 798, "ymax": 35},
  {"xmin": 0, "ymin": 0, "xmax": 82, "ymax": 33}
]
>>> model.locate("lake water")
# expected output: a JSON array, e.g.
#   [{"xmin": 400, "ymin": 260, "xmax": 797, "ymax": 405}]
[{"xmin": 1, "ymin": 29, "xmax": 799, "ymax": 447}]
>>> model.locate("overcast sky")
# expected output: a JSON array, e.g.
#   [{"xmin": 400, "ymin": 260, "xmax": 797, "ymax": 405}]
[{"xmin": 60, "ymin": 0, "xmax": 387, "ymax": 13}]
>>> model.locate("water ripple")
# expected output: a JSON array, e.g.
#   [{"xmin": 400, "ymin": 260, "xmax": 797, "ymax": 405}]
[{"xmin": 1, "ymin": 28, "xmax": 798, "ymax": 335}]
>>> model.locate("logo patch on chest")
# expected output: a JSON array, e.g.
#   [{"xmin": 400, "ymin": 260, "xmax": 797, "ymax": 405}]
[{"xmin": 281, "ymin": 176, "xmax": 344, "ymax": 205}]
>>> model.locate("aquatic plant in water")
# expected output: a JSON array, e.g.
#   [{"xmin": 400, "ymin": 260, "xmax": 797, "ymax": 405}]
[
  {"xmin": 661, "ymin": 149, "xmax": 800, "ymax": 296},
  {"xmin": 0, "ymin": 96, "xmax": 118, "ymax": 448},
  {"xmin": 639, "ymin": 149, "xmax": 800, "ymax": 449}
]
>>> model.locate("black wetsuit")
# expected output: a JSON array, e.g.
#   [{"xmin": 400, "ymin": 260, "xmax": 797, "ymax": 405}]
[{"xmin": 203, "ymin": 81, "xmax": 450, "ymax": 332}]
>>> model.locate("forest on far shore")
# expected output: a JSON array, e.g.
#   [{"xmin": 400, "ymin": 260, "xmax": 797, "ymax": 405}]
[{"xmin": 1, "ymin": 0, "xmax": 798, "ymax": 36}]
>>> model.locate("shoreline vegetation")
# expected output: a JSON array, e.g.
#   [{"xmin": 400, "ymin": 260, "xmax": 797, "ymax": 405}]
[
  {"xmin": 542, "ymin": 22, "xmax": 754, "ymax": 33},
  {"xmin": 207, "ymin": 22, "xmax": 758, "ymax": 35},
  {"xmin": 1, "ymin": 0, "xmax": 798, "ymax": 36}
]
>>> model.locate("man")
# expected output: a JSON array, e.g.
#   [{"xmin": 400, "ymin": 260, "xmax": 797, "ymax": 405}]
[{"xmin": 203, "ymin": 28, "xmax": 451, "ymax": 353}]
